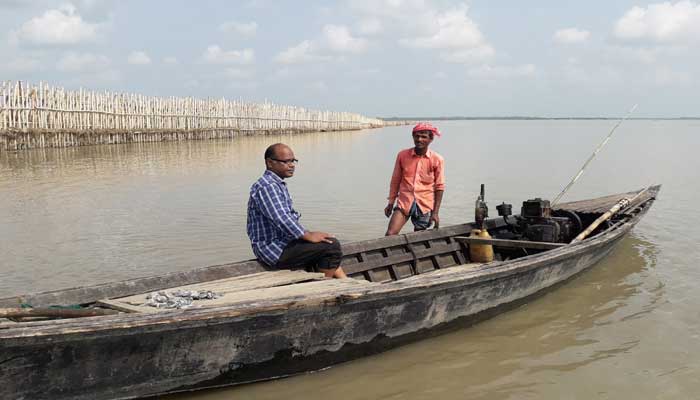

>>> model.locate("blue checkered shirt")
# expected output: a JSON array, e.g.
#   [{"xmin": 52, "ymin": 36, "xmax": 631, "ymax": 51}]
[{"xmin": 247, "ymin": 170, "xmax": 306, "ymax": 266}]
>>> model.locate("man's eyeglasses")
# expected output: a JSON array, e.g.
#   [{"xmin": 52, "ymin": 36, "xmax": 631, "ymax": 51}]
[{"xmin": 268, "ymin": 158, "xmax": 299, "ymax": 165}]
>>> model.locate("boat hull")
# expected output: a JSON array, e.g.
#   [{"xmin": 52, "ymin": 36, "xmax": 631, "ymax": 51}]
[{"xmin": 0, "ymin": 207, "xmax": 643, "ymax": 399}]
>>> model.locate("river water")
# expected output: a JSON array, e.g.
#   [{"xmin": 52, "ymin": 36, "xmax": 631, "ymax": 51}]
[{"xmin": 1, "ymin": 120, "xmax": 698, "ymax": 399}]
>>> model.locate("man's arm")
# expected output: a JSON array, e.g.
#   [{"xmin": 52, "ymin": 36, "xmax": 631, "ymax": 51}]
[
  {"xmin": 301, "ymin": 231, "xmax": 334, "ymax": 244},
  {"xmin": 385, "ymin": 153, "xmax": 402, "ymax": 217},
  {"xmin": 431, "ymin": 190, "xmax": 444, "ymax": 228},
  {"xmin": 254, "ymin": 186, "xmax": 334, "ymax": 244},
  {"xmin": 431, "ymin": 157, "xmax": 446, "ymax": 227}
]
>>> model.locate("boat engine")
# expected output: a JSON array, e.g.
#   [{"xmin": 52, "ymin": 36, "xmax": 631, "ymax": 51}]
[{"xmin": 497, "ymin": 198, "xmax": 582, "ymax": 243}]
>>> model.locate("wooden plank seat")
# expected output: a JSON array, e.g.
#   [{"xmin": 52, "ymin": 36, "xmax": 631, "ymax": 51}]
[
  {"xmin": 454, "ymin": 236, "xmax": 566, "ymax": 250},
  {"xmin": 391, "ymin": 262, "xmax": 484, "ymax": 283},
  {"xmin": 0, "ymin": 318, "xmax": 18, "ymax": 329},
  {"xmin": 97, "ymin": 270, "xmax": 374, "ymax": 313}
]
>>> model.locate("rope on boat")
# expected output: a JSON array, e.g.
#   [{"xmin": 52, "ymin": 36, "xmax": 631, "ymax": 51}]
[{"xmin": 552, "ymin": 104, "xmax": 638, "ymax": 206}]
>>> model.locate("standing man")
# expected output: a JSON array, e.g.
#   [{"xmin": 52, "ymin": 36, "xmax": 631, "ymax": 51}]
[
  {"xmin": 384, "ymin": 122, "xmax": 445, "ymax": 235},
  {"xmin": 247, "ymin": 143, "xmax": 347, "ymax": 278}
]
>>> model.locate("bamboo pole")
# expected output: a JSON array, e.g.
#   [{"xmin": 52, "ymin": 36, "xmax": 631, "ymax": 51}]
[
  {"xmin": 0, "ymin": 307, "xmax": 119, "ymax": 319},
  {"xmin": 570, "ymin": 187, "xmax": 651, "ymax": 244}
]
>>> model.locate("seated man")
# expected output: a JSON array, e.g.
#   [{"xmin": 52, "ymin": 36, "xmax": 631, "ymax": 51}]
[{"xmin": 246, "ymin": 143, "xmax": 347, "ymax": 278}]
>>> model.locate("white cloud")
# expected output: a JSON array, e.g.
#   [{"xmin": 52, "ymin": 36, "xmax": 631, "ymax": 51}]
[
  {"xmin": 397, "ymin": 5, "xmax": 494, "ymax": 64},
  {"xmin": 322, "ymin": 25, "xmax": 367, "ymax": 53},
  {"xmin": 57, "ymin": 52, "xmax": 110, "ymax": 72},
  {"xmin": 399, "ymin": 5, "xmax": 486, "ymax": 50},
  {"xmin": 163, "ymin": 56, "xmax": 178, "ymax": 64},
  {"xmin": 275, "ymin": 40, "xmax": 325, "ymax": 64},
  {"xmin": 554, "ymin": 28, "xmax": 590, "ymax": 44},
  {"xmin": 614, "ymin": 1, "xmax": 700, "ymax": 44},
  {"xmin": 202, "ymin": 45, "xmax": 255, "ymax": 64},
  {"xmin": 356, "ymin": 18, "xmax": 382, "ymax": 35},
  {"xmin": 12, "ymin": 4, "xmax": 101, "ymax": 46},
  {"xmin": 219, "ymin": 21, "xmax": 258, "ymax": 37},
  {"xmin": 127, "ymin": 51, "xmax": 151, "ymax": 65},
  {"xmin": 275, "ymin": 25, "xmax": 366, "ymax": 64},
  {"xmin": 467, "ymin": 64, "xmax": 536, "ymax": 79}
]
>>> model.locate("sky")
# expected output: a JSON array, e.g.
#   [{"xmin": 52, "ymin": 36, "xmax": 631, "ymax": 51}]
[{"xmin": 1, "ymin": 0, "xmax": 699, "ymax": 118}]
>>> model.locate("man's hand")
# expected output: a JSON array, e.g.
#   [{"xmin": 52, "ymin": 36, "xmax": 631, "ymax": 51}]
[
  {"xmin": 430, "ymin": 213, "xmax": 440, "ymax": 229},
  {"xmin": 384, "ymin": 203, "xmax": 394, "ymax": 218},
  {"xmin": 302, "ymin": 231, "xmax": 335, "ymax": 244}
]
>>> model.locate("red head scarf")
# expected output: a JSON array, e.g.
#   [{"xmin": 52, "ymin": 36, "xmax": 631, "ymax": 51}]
[{"xmin": 412, "ymin": 122, "xmax": 441, "ymax": 137}]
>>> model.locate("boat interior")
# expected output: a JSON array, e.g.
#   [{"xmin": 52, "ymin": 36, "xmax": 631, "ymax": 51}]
[{"xmin": 0, "ymin": 188, "xmax": 656, "ymax": 326}]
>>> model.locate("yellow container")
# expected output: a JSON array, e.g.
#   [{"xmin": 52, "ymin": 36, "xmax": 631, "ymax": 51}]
[{"xmin": 469, "ymin": 228, "xmax": 494, "ymax": 263}]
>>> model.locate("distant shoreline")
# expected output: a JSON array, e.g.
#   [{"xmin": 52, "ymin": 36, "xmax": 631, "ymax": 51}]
[{"xmin": 382, "ymin": 117, "xmax": 700, "ymax": 121}]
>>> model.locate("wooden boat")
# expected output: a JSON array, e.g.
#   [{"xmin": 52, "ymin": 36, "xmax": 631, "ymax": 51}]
[{"xmin": 0, "ymin": 186, "xmax": 660, "ymax": 400}]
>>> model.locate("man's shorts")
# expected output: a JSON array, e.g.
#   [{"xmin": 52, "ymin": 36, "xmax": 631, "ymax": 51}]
[{"xmin": 396, "ymin": 201, "xmax": 432, "ymax": 231}]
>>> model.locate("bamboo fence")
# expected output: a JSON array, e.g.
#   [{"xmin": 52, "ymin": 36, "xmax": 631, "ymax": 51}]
[{"xmin": 0, "ymin": 81, "xmax": 404, "ymax": 151}]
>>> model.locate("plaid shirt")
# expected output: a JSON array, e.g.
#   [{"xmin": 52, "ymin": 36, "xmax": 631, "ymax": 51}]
[{"xmin": 247, "ymin": 170, "xmax": 306, "ymax": 266}]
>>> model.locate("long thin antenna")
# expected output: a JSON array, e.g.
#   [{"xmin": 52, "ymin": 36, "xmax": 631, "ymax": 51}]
[{"xmin": 552, "ymin": 104, "xmax": 638, "ymax": 206}]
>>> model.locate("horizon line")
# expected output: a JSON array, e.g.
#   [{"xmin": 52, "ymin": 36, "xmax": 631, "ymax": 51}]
[{"xmin": 380, "ymin": 116, "xmax": 700, "ymax": 121}]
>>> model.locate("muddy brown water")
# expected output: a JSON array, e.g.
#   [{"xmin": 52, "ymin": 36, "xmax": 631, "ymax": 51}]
[{"xmin": 1, "ymin": 120, "xmax": 698, "ymax": 399}]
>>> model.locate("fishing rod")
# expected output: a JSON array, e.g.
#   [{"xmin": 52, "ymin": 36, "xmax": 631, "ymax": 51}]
[{"xmin": 551, "ymin": 104, "xmax": 638, "ymax": 207}]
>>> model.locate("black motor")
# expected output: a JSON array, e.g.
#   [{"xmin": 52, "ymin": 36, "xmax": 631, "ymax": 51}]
[{"xmin": 497, "ymin": 198, "xmax": 581, "ymax": 243}]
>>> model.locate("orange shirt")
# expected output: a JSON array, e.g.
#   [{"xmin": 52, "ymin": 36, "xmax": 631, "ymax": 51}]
[{"xmin": 388, "ymin": 148, "xmax": 445, "ymax": 214}]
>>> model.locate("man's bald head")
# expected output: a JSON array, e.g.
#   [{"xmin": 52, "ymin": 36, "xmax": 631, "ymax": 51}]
[
  {"xmin": 264, "ymin": 143, "xmax": 289, "ymax": 160},
  {"xmin": 264, "ymin": 143, "xmax": 296, "ymax": 179}
]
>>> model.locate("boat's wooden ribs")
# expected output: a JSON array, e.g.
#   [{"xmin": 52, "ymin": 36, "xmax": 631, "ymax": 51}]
[{"xmin": 341, "ymin": 230, "xmax": 472, "ymax": 283}]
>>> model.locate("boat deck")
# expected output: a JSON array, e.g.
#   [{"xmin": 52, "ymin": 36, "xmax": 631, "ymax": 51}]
[{"xmin": 97, "ymin": 269, "xmax": 379, "ymax": 313}]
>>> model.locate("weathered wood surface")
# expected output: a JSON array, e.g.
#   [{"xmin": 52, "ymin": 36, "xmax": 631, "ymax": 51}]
[
  {"xmin": 339, "ymin": 222, "xmax": 512, "ymax": 281},
  {"xmin": 111, "ymin": 270, "xmax": 325, "ymax": 306},
  {"xmin": 107, "ymin": 278, "xmax": 376, "ymax": 314},
  {"xmin": 0, "ymin": 260, "xmax": 268, "ymax": 309},
  {"xmin": 0, "ymin": 318, "xmax": 17, "ymax": 329},
  {"xmin": 454, "ymin": 236, "xmax": 567, "ymax": 250},
  {"xmin": 0, "ymin": 307, "xmax": 118, "ymax": 319},
  {"xmin": 101, "ymin": 270, "xmax": 330, "ymax": 313},
  {"xmin": 555, "ymin": 186, "xmax": 657, "ymax": 213},
  {"xmin": 96, "ymin": 299, "xmax": 157, "ymax": 314}
]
